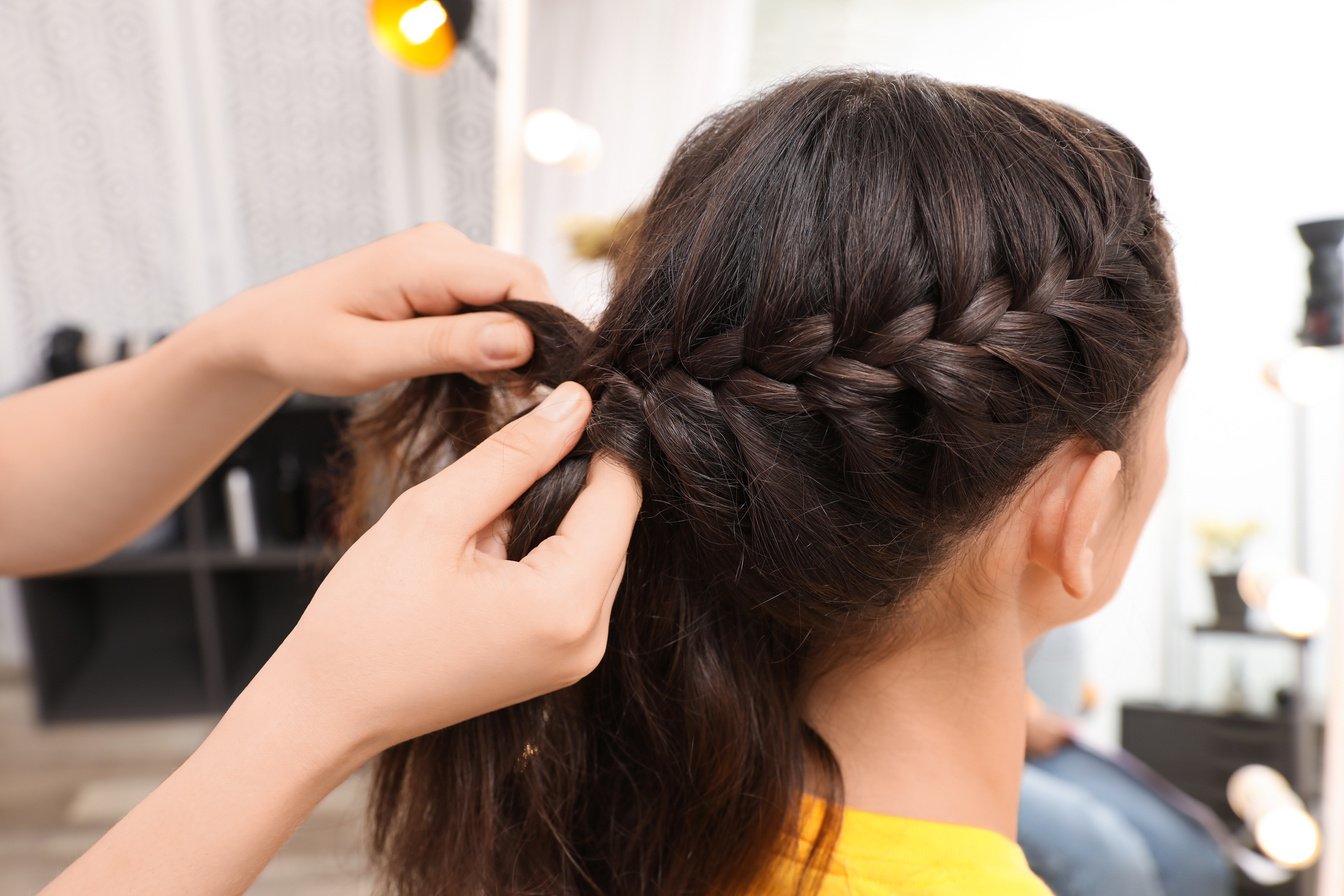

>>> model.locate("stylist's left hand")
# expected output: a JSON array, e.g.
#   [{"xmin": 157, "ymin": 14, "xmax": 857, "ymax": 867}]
[{"xmin": 208, "ymin": 223, "xmax": 550, "ymax": 394}]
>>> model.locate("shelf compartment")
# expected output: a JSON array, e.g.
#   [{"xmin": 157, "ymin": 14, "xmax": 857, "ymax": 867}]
[
  {"xmin": 200, "ymin": 403, "xmax": 351, "ymax": 551},
  {"xmin": 213, "ymin": 568, "xmax": 324, "ymax": 697},
  {"xmin": 22, "ymin": 574, "xmax": 208, "ymax": 722}
]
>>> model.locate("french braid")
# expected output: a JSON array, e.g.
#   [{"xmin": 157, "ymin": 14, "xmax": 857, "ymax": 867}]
[{"xmin": 345, "ymin": 71, "xmax": 1180, "ymax": 896}]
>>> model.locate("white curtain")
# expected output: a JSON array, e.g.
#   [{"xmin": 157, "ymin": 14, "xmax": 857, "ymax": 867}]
[{"xmin": 0, "ymin": 0, "xmax": 498, "ymax": 393}]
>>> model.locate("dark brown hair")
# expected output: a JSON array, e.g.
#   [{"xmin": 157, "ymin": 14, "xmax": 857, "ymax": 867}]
[{"xmin": 342, "ymin": 71, "xmax": 1180, "ymax": 895}]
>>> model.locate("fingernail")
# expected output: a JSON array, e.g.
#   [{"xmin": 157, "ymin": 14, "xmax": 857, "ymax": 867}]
[
  {"xmin": 480, "ymin": 321, "xmax": 527, "ymax": 361},
  {"xmin": 536, "ymin": 382, "xmax": 586, "ymax": 421}
]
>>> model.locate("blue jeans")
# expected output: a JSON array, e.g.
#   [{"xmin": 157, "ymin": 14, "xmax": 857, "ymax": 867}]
[{"xmin": 1018, "ymin": 744, "xmax": 1233, "ymax": 896}]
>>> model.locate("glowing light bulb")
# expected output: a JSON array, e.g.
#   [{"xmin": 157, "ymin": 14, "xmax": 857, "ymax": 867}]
[
  {"xmin": 1265, "ymin": 574, "xmax": 1328, "ymax": 638},
  {"xmin": 1237, "ymin": 565, "xmax": 1328, "ymax": 638},
  {"xmin": 566, "ymin": 123, "xmax": 603, "ymax": 172},
  {"xmin": 369, "ymin": 0, "xmax": 459, "ymax": 73},
  {"xmin": 1228, "ymin": 764, "xmax": 1322, "ymax": 870},
  {"xmin": 398, "ymin": 0, "xmax": 447, "ymax": 45},
  {"xmin": 1263, "ymin": 346, "xmax": 1340, "ymax": 405},
  {"xmin": 523, "ymin": 109, "xmax": 603, "ymax": 171},
  {"xmin": 1237, "ymin": 565, "xmax": 1267, "ymax": 610},
  {"xmin": 1228, "ymin": 765, "xmax": 1283, "ymax": 819},
  {"xmin": 524, "ymin": 109, "xmax": 579, "ymax": 164},
  {"xmin": 1255, "ymin": 806, "xmax": 1322, "ymax": 869}
]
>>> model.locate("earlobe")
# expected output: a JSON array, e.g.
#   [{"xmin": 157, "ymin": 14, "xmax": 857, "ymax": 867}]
[
  {"xmin": 1062, "ymin": 546, "xmax": 1094, "ymax": 600},
  {"xmin": 1058, "ymin": 450, "xmax": 1122, "ymax": 601}
]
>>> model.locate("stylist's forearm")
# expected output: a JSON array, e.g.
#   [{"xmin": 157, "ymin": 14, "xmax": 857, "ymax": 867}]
[
  {"xmin": 0, "ymin": 228, "xmax": 549, "ymax": 576},
  {"xmin": 40, "ymin": 652, "xmax": 369, "ymax": 896},
  {"xmin": 0, "ymin": 311, "xmax": 289, "ymax": 575}
]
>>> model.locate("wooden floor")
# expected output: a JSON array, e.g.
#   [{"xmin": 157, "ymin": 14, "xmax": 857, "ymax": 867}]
[{"xmin": 0, "ymin": 667, "xmax": 372, "ymax": 895}]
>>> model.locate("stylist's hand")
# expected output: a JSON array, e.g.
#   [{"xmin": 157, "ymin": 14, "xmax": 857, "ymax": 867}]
[
  {"xmin": 263, "ymin": 381, "xmax": 640, "ymax": 756},
  {"xmin": 37, "ymin": 384, "xmax": 636, "ymax": 896},
  {"xmin": 208, "ymin": 223, "xmax": 550, "ymax": 395}
]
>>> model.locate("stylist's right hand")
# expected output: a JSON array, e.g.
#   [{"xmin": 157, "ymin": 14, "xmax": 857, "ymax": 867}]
[{"xmin": 262, "ymin": 381, "xmax": 640, "ymax": 756}]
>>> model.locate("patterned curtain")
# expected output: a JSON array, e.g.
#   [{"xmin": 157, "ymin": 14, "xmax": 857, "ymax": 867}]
[{"xmin": 0, "ymin": 0, "xmax": 497, "ymax": 390}]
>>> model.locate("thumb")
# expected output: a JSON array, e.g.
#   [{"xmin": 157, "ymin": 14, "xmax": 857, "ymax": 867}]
[
  {"xmin": 409, "ymin": 382, "xmax": 592, "ymax": 539},
  {"xmin": 355, "ymin": 312, "xmax": 535, "ymax": 383}
]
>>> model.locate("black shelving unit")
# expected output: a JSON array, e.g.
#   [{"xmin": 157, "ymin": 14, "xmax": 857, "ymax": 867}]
[{"xmin": 20, "ymin": 397, "xmax": 350, "ymax": 722}]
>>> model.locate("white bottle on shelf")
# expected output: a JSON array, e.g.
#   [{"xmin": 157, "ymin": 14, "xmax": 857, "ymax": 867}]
[{"xmin": 224, "ymin": 467, "xmax": 260, "ymax": 556}]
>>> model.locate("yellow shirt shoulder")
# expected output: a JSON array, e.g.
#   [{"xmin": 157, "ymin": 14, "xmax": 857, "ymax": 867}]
[{"xmin": 752, "ymin": 799, "xmax": 1052, "ymax": 896}]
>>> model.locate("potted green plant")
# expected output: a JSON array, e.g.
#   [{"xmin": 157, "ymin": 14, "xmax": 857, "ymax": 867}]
[{"xmin": 1193, "ymin": 518, "xmax": 1262, "ymax": 628}]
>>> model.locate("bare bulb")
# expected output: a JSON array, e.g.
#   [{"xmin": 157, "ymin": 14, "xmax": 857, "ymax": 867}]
[
  {"xmin": 399, "ymin": 0, "xmax": 448, "ymax": 45},
  {"xmin": 1239, "ymin": 565, "xmax": 1328, "ymax": 638},
  {"xmin": 368, "ymin": 0, "xmax": 459, "ymax": 73},
  {"xmin": 1263, "ymin": 346, "xmax": 1339, "ymax": 405},
  {"xmin": 1237, "ymin": 564, "xmax": 1270, "ymax": 610},
  {"xmin": 1265, "ymin": 575, "xmax": 1328, "ymax": 639},
  {"xmin": 1256, "ymin": 806, "xmax": 1322, "ymax": 869},
  {"xmin": 524, "ymin": 109, "xmax": 602, "ymax": 171},
  {"xmin": 1227, "ymin": 764, "xmax": 1321, "ymax": 870}
]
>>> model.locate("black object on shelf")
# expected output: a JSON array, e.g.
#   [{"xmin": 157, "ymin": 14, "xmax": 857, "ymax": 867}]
[
  {"xmin": 1208, "ymin": 572, "xmax": 1248, "ymax": 629},
  {"xmin": 1296, "ymin": 218, "xmax": 1344, "ymax": 347},
  {"xmin": 43, "ymin": 325, "xmax": 89, "ymax": 379},
  {"xmin": 20, "ymin": 396, "xmax": 351, "ymax": 722}
]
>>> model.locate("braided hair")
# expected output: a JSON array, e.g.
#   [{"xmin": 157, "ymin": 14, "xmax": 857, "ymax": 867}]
[{"xmin": 344, "ymin": 71, "xmax": 1181, "ymax": 895}]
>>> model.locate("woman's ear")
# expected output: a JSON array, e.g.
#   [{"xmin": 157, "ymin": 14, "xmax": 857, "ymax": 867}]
[{"xmin": 1028, "ymin": 449, "xmax": 1123, "ymax": 601}]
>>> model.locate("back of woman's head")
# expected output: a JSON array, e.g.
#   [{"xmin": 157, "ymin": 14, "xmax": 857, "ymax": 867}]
[{"xmin": 343, "ymin": 70, "xmax": 1180, "ymax": 895}]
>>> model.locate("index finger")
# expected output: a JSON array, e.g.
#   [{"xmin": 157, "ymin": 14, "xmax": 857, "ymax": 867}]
[
  {"xmin": 411, "ymin": 382, "xmax": 591, "ymax": 539},
  {"xmin": 389, "ymin": 225, "xmax": 555, "ymax": 317},
  {"xmin": 519, "ymin": 455, "xmax": 643, "ymax": 596}
]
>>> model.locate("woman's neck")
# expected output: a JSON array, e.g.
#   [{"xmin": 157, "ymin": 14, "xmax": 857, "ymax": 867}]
[{"xmin": 802, "ymin": 609, "xmax": 1028, "ymax": 839}]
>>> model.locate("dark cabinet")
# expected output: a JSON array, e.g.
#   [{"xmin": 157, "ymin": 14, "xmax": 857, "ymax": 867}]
[{"xmin": 20, "ymin": 397, "xmax": 349, "ymax": 722}]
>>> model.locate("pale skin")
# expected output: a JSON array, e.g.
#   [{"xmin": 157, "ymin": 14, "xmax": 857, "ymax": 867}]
[
  {"xmin": 18, "ymin": 226, "xmax": 642, "ymax": 895},
  {"xmin": 805, "ymin": 332, "xmax": 1188, "ymax": 840}
]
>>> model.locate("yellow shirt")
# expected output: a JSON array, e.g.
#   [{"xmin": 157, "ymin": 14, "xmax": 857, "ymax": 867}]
[{"xmin": 754, "ymin": 799, "xmax": 1052, "ymax": 895}]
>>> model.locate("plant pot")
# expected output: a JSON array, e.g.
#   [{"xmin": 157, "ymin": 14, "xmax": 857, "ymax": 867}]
[{"xmin": 1209, "ymin": 572, "xmax": 1246, "ymax": 628}]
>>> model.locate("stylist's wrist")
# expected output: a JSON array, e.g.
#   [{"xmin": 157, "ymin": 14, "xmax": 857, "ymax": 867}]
[
  {"xmin": 156, "ymin": 300, "xmax": 296, "ymax": 404},
  {"xmin": 196, "ymin": 285, "xmax": 301, "ymax": 390},
  {"xmin": 243, "ymin": 635, "xmax": 391, "ymax": 770}
]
